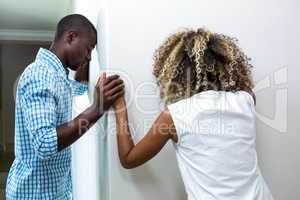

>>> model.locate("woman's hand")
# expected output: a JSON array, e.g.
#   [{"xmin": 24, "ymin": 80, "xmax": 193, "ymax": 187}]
[{"xmin": 113, "ymin": 96, "xmax": 126, "ymax": 110}]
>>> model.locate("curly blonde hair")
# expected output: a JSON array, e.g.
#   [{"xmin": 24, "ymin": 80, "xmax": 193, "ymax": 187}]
[{"xmin": 153, "ymin": 28, "xmax": 254, "ymax": 104}]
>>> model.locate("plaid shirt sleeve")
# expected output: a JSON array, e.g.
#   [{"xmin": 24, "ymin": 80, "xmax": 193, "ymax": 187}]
[
  {"xmin": 69, "ymin": 79, "xmax": 88, "ymax": 96},
  {"xmin": 20, "ymin": 73, "xmax": 58, "ymax": 160}
]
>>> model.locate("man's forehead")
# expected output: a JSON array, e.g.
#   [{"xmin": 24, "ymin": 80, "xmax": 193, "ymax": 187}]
[
  {"xmin": 91, "ymin": 32, "xmax": 97, "ymax": 45},
  {"xmin": 86, "ymin": 30, "xmax": 97, "ymax": 44},
  {"xmin": 80, "ymin": 30, "xmax": 97, "ymax": 45}
]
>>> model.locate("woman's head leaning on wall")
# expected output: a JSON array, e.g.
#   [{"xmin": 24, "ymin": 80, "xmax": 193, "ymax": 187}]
[{"xmin": 153, "ymin": 28, "xmax": 254, "ymax": 104}]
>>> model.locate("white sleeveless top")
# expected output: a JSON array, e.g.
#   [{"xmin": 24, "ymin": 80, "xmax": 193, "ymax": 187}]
[{"xmin": 168, "ymin": 90, "xmax": 274, "ymax": 200}]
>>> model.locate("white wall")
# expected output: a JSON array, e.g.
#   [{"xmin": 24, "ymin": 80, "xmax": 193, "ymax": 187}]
[
  {"xmin": 71, "ymin": 1, "xmax": 110, "ymax": 200},
  {"xmin": 72, "ymin": 0, "xmax": 299, "ymax": 199}
]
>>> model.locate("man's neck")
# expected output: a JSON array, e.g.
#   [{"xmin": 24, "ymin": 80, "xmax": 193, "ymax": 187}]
[{"xmin": 49, "ymin": 43, "xmax": 69, "ymax": 73}]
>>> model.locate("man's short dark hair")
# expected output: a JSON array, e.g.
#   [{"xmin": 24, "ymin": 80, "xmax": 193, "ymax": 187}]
[{"xmin": 54, "ymin": 14, "xmax": 97, "ymax": 42}]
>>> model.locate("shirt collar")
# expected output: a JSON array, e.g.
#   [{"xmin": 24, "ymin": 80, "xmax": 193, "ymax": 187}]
[{"xmin": 35, "ymin": 48, "xmax": 70, "ymax": 78}]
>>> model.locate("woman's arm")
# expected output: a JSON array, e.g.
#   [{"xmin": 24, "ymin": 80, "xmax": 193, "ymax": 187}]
[{"xmin": 113, "ymin": 98, "xmax": 177, "ymax": 169}]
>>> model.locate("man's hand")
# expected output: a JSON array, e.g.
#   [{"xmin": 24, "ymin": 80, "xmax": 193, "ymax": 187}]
[
  {"xmin": 92, "ymin": 73, "xmax": 125, "ymax": 115},
  {"xmin": 75, "ymin": 62, "xmax": 89, "ymax": 83},
  {"xmin": 57, "ymin": 73, "xmax": 124, "ymax": 151}
]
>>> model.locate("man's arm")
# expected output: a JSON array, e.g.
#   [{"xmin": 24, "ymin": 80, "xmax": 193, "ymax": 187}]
[
  {"xmin": 74, "ymin": 62, "xmax": 89, "ymax": 83},
  {"xmin": 70, "ymin": 62, "xmax": 89, "ymax": 96},
  {"xmin": 56, "ymin": 61, "xmax": 124, "ymax": 151},
  {"xmin": 57, "ymin": 103, "xmax": 102, "ymax": 151},
  {"xmin": 57, "ymin": 73, "xmax": 124, "ymax": 151},
  {"xmin": 22, "ymin": 72, "xmax": 124, "ymax": 158}
]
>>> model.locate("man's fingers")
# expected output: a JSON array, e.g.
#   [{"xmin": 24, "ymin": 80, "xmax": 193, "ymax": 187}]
[
  {"xmin": 96, "ymin": 73, "xmax": 120, "ymax": 88},
  {"xmin": 104, "ymin": 79, "xmax": 123, "ymax": 91},
  {"xmin": 103, "ymin": 74, "xmax": 120, "ymax": 84},
  {"xmin": 110, "ymin": 90, "xmax": 125, "ymax": 101},
  {"xmin": 105, "ymin": 84, "xmax": 124, "ymax": 96}
]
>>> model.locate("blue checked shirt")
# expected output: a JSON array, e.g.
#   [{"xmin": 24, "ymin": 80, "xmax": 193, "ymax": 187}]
[{"xmin": 6, "ymin": 48, "xmax": 88, "ymax": 200}]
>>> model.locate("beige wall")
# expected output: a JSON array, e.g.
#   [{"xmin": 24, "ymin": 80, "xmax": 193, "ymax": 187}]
[
  {"xmin": 0, "ymin": 45, "xmax": 2, "ymax": 149},
  {"xmin": 0, "ymin": 43, "xmax": 49, "ymax": 152}
]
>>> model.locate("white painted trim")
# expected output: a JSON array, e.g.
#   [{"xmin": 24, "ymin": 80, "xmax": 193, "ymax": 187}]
[{"xmin": 0, "ymin": 29, "xmax": 54, "ymax": 42}]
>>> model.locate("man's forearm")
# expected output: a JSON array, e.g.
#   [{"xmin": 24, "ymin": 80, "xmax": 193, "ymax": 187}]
[{"xmin": 57, "ymin": 105, "xmax": 103, "ymax": 151}]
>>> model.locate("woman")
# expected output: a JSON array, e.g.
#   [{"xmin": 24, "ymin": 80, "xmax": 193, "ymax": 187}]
[{"xmin": 113, "ymin": 28, "xmax": 274, "ymax": 200}]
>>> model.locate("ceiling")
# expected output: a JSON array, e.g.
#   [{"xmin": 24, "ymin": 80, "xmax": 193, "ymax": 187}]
[{"xmin": 0, "ymin": 0, "xmax": 72, "ymax": 41}]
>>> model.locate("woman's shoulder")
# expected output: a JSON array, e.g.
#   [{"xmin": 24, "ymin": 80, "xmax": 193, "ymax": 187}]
[{"xmin": 239, "ymin": 87, "xmax": 256, "ymax": 105}]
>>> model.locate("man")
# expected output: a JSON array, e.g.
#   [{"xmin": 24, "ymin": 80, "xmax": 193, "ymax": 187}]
[{"xmin": 6, "ymin": 14, "xmax": 124, "ymax": 199}]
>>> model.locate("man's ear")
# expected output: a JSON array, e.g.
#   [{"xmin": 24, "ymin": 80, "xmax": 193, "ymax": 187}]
[{"xmin": 66, "ymin": 31, "xmax": 78, "ymax": 45}]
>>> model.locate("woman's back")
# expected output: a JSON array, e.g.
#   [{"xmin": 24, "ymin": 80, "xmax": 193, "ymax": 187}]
[
  {"xmin": 168, "ymin": 90, "xmax": 274, "ymax": 200},
  {"xmin": 113, "ymin": 28, "xmax": 275, "ymax": 199}
]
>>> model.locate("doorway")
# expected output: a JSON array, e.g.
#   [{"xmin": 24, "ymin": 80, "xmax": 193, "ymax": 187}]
[{"xmin": 0, "ymin": 41, "xmax": 50, "ymax": 197}]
